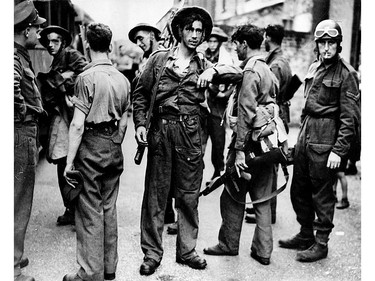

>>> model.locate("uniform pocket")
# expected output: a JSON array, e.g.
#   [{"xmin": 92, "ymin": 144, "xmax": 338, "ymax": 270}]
[
  {"xmin": 24, "ymin": 67, "xmax": 41, "ymax": 101},
  {"xmin": 307, "ymin": 143, "xmax": 332, "ymax": 162},
  {"xmin": 183, "ymin": 115, "xmax": 201, "ymax": 146},
  {"xmin": 307, "ymin": 143, "xmax": 332, "ymax": 180},
  {"xmin": 319, "ymin": 79, "xmax": 341, "ymax": 105},
  {"xmin": 175, "ymin": 147, "xmax": 202, "ymax": 191}
]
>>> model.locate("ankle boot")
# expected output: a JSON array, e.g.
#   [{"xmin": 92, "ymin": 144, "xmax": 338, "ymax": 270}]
[{"xmin": 296, "ymin": 242, "xmax": 328, "ymax": 262}]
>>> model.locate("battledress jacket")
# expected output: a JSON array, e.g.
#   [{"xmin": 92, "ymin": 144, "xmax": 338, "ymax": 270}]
[
  {"xmin": 215, "ymin": 54, "xmax": 279, "ymax": 151},
  {"xmin": 265, "ymin": 47, "xmax": 292, "ymax": 104},
  {"xmin": 301, "ymin": 56, "xmax": 360, "ymax": 158},
  {"xmin": 14, "ymin": 42, "xmax": 44, "ymax": 123},
  {"xmin": 45, "ymin": 47, "xmax": 87, "ymax": 162},
  {"xmin": 132, "ymin": 48, "xmax": 242, "ymax": 129}
]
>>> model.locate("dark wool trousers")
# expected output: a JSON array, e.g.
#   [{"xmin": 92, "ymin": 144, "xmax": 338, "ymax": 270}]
[
  {"xmin": 217, "ymin": 148, "xmax": 275, "ymax": 258},
  {"xmin": 14, "ymin": 123, "xmax": 38, "ymax": 278},
  {"xmin": 290, "ymin": 116, "xmax": 337, "ymax": 242},
  {"xmin": 141, "ymin": 115, "xmax": 204, "ymax": 262}
]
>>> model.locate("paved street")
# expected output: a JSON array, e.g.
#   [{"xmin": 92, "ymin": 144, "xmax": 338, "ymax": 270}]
[{"xmin": 20, "ymin": 118, "xmax": 362, "ymax": 281}]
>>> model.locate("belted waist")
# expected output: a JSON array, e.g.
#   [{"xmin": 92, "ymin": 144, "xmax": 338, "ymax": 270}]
[
  {"xmin": 15, "ymin": 113, "xmax": 39, "ymax": 125},
  {"xmin": 85, "ymin": 120, "xmax": 118, "ymax": 134},
  {"xmin": 154, "ymin": 104, "xmax": 201, "ymax": 116},
  {"xmin": 156, "ymin": 114, "xmax": 195, "ymax": 122},
  {"xmin": 306, "ymin": 112, "xmax": 339, "ymax": 120}
]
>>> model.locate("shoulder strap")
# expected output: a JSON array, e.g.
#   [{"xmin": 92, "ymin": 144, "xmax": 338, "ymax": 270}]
[
  {"xmin": 224, "ymin": 164, "xmax": 289, "ymax": 205},
  {"xmin": 144, "ymin": 51, "xmax": 169, "ymax": 130}
]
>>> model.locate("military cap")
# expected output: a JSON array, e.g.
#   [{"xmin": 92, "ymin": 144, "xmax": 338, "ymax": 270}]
[
  {"xmin": 14, "ymin": 0, "xmax": 46, "ymax": 29},
  {"xmin": 209, "ymin": 26, "xmax": 228, "ymax": 42},
  {"xmin": 128, "ymin": 23, "xmax": 161, "ymax": 43},
  {"xmin": 171, "ymin": 6, "xmax": 213, "ymax": 42},
  {"xmin": 39, "ymin": 25, "xmax": 72, "ymax": 48}
]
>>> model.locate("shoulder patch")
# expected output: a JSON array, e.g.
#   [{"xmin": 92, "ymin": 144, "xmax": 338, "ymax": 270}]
[{"xmin": 346, "ymin": 90, "xmax": 360, "ymax": 102}]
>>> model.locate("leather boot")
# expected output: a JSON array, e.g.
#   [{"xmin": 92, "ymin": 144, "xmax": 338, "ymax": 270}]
[
  {"xmin": 20, "ymin": 257, "xmax": 29, "ymax": 268},
  {"xmin": 296, "ymin": 242, "xmax": 328, "ymax": 262},
  {"xmin": 279, "ymin": 233, "xmax": 315, "ymax": 250},
  {"xmin": 57, "ymin": 208, "xmax": 75, "ymax": 226}
]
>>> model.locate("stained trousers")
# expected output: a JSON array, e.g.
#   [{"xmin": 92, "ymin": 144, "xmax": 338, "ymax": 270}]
[
  {"xmin": 217, "ymin": 148, "xmax": 275, "ymax": 258},
  {"xmin": 141, "ymin": 115, "xmax": 204, "ymax": 262},
  {"xmin": 14, "ymin": 122, "xmax": 38, "ymax": 277},
  {"xmin": 74, "ymin": 128, "xmax": 123, "ymax": 281}
]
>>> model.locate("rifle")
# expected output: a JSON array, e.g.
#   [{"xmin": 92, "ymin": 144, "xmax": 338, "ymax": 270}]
[
  {"xmin": 200, "ymin": 147, "xmax": 294, "ymax": 204},
  {"xmin": 134, "ymin": 54, "xmax": 169, "ymax": 165},
  {"xmin": 156, "ymin": 0, "xmax": 185, "ymax": 49}
]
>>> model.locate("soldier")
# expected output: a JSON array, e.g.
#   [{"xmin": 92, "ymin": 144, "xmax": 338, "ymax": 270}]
[
  {"xmin": 63, "ymin": 23, "xmax": 130, "ymax": 281},
  {"xmin": 203, "ymin": 24, "xmax": 279, "ymax": 266},
  {"xmin": 14, "ymin": 1, "xmax": 46, "ymax": 280},
  {"xmin": 38, "ymin": 25, "xmax": 87, "ymax": 226},
  {"xmin": 203, "ymin": 26, "xmax": 234, "ymax": 184},
  {"xmin": 278, "ymin": 19, "xmax": 361, "ymax": 262},
  {"xmin": 132, "ymin": 6, "xmax": 241, "ymax": 275},
  {"xmin": 245, "ymin": 24, "xmax": 292, "ymax": 225},
  {"xmin": 128, "ymin": 23, "xmax": 161, "ymax": 60},
  {"xmin": 129, "ymin": 23, "xmax": 177, "ymax": 229}
]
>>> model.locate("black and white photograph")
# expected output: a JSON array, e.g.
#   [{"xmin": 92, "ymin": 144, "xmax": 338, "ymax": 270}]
[{"xmin": 9, "ymin": 0, "xmax": 366, "ymax": 280}]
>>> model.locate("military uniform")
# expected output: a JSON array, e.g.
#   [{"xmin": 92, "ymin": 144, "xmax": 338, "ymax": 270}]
[
  {"xmin": 133, "ymin": 47, "xmax": 240, "ymax": 263},
  {"xmin": 14, "ymin": 1, "xmax": 46, "ymax": 280},
  {"xmin": 214, "ymin": 55, "xmax": 278, "ymax": 260},
  {"xmin": 265, "ymin": 46, "xmax": 292, "ymax": 224},
  {"xmin": 291, "ymin": 56, "xmax": 360, "ymax": 243}
]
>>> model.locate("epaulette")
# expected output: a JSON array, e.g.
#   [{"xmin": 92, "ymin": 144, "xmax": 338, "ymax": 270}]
[
  {"xmin": 244, "ymin": 59, "xmax": 257, "ymax": 72},
  {"xmin": 151, "ymin": 48, "xmax": 169, "ymax": 56},
  {"xmin": 340, "ymin": 58, "xmax": 356, "ymax": 73}
]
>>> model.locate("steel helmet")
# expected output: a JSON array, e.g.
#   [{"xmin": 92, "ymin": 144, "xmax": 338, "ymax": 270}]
[
  {"xmin": 171, "ymin": 6, "xmax": 213, "ymax": 42},
  {"xmin": 314, "ymin": 19, "xmax": 342, "ymax": 42},
  {"xmin": 209, "ymin": 27, "xmax": 228, "ymax": 42},
  {"xmin": 128, "ymin": 23, "xmax": 161, "ymax": 43}
]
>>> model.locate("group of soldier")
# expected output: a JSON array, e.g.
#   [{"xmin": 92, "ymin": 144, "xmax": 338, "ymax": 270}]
[{"xmin": 14, "ymin": 1, "xmax": 360, "ymax": 281}]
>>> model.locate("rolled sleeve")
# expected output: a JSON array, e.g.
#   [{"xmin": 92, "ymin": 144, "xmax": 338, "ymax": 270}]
[{"xmin": 73, "ymin": 76, "xmax": 91, "ymax": 115}]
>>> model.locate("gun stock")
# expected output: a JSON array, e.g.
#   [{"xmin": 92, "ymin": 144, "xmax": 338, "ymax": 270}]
[{"xmin": 134, "ymin": 144, "xmax": 146, "ymax": 165}]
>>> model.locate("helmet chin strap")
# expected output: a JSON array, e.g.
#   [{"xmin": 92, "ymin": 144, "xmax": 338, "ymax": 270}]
[{"xmin": 143, "ymin": 40, "xmax": 153, "ymax": 58}]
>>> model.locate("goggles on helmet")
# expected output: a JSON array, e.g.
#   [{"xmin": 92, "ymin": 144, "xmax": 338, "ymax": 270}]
[{"xmin": 314, "ymin": 27, "xmax": 339, "ymax": 39}]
